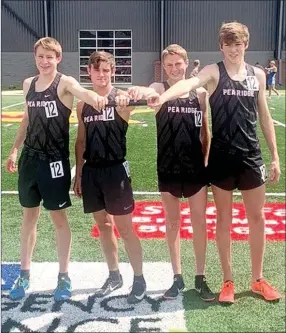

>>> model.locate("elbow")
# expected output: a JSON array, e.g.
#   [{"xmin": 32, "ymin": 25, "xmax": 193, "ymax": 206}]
[{"xmin": 259, "ymin": 116, "xmax": 272, "ymax": 131}]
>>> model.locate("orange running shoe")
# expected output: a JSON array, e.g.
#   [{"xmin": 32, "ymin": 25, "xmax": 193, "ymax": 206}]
[
  {"xmin": 251, "ymin": 279, "xmax": 282, "ymax": 301},
  {"xmin": 219, "ymin": 281, "xmax": 234, "ymax": 304}
]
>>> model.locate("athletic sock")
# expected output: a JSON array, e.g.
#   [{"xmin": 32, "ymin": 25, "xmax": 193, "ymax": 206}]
[
  {"xmin": 58, "ymin": 272, "xmax": 70, "ymax": 281},
  {"xmin": 20, "ymin": 269, "xmax": 30, "ymax": 280},
  {"xmin": 109, "ymin": 270, "xmax": 121, "ymax": 281},
  {"xmin": 134, "ymin": 274, "xmax": 146, "ymax": 285}
]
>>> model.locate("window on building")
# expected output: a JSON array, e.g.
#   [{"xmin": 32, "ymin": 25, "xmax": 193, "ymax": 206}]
[{"xmin": 79, "ymin": 30, "xmax": 132, "ymax": 86}]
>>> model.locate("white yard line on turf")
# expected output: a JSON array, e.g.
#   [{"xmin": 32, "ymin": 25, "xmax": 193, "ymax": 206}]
[
  {"xmin": 2, "ymin": 102, "xmax": 25, "ymax": 110},
  {"xmin": 70, "ymin": 165, "xmax": 76, "ymax": 180},
  {"xmin": 1, "ymin": 190, "xmax": 285, "ymax": 197},
  {"xmin": 273, "ymin": 119, "xmax": 286, "ymax": 128},
  {"xmin": 133, "ymin": 191, "xmax": 286, "ymax": 197}
]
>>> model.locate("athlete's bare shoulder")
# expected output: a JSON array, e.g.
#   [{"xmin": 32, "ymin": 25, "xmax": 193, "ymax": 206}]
[
  {"xmin": 60, "ymin": 73, "xmax": 78, "ymax": 82},
  {"xmin": 195, "ymin": 63, "xmax": 219, "ymax": 87},
  {"xmin": 23, "ymin": 76, "xmax": 35, "ymax": 94},
  {"xmin": 57, "ymin": 74, "xmax": 80, "ymax": 107},
  {"xmin": 23, "ymin": 76, "xmax": 35, "ymax": 86},
  {"xmin": 58, "ymin": 74, "xmax": 70, "ymax": 87},
  {"xmin": 253, "ymin": 66, "xmax": 266, "ymax": 79},
  {"xmin": 58, "ymin": 74, "xmax": 81, "ymax": 92},
  {"xmin": 201, "ymin": 63, "xmax": 218, "ymax": 73},
  {"xmin": 207, "ymin": 63, "xmax": 220, "ymax": 77},
  {"xmin": 23, "ymin": 76, "xmax": 36, "ymax": 84}
]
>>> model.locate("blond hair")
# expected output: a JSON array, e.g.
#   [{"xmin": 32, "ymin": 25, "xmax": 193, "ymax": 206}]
[
  {"xmin": 88, "ymin": 51, "xmax": 115, "ymax": 69},
  {"xmin": 162, "ymin": 44, "xmax": 188, "ymax": 63},
  {"xmin": 219, "ymin": 22, "xmax": 249, "ymax": 46},
  {"xmin": 34, "ymin": 37, "xmax": 62, "ymax": 57}
]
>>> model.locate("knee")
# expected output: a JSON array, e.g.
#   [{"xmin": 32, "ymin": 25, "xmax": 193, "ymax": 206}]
[
  {"xmin": 53, "ymin": 220, "xmax": 70, "ymax": 230},
  {"xmin": 50, "ymin": 211, "xmax": 70, "ymax": 230},
  {"xmin": 247, "ymin": 210, "xmax": 264, "ymax": 225},
  {"xmin": 116, "ymin": 225, "xmax": 134, "ymax": 240},
  {"xmin": 190, "ymin": 210, "xmax": 206, "ymax": 227},
  {"xmin": 216, "ymin": 212, "xmax": 232, "ymax": 232},
  {"xmin": 97, "ymin": 216, "xmax": 114, "ymax": 233}
]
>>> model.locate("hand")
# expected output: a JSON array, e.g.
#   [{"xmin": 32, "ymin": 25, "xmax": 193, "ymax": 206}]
[
  {"xmin": 269, "ymin": 159, "xmax": 280, "ymax": 184},
  {"xmin": 147, "ymin": 93, "xmax": 164, "ymax": 109},
  {"xmin": 6, "ymin": 151, "xmax": 18, "ymax": 173},
  {"xmin": 115, "ymin": 94, "xmax": 130, "ymax": 108},
  {"xmin": 92, "ymin": 93, "xmax": 108, "ymax": 110},
  {"xmin": 127, "ymin": 86, "xmax": 144, "ymax": 102},
  {"xmin": 73, "ymin": 175, "xmax": 82, "ymax": 198}
]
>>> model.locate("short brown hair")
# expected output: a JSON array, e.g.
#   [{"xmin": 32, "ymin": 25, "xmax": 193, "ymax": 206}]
[
  {"xmin": 219, "ymin": 22, "xmax": 249, "ymax": 46},
  {"xmin": 88, "ymin": 51, "xmax": 115, "ymax": 69},
  {"xmin": 34, "ymin": 37, "xmax": 62, "ymax": 57},
  {"xmin": 162, "ymin": 44, "xmax": 188, "ymax": 63}
]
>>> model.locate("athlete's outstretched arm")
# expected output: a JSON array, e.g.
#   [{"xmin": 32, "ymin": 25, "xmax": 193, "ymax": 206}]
[
  {"xmin": 127, "ymin": 83, "xmax": 161, "ymax": 101},
  {"xmin": 74, "ymin": 101, "xmax": 86, "ymax": 197},
  {"xmin": 6, "ymin": 78, "xmax": 31, "ymax": 173},
  {"xmin": 149, "ymin": 65, "xmax": 214, "ymax": 108},
  {"xmin": 63, "ymin": 76, "xmax": 108, "ymax": 110},
  {"xmin": 197, "ymin": 88, "xmax": 211, "ymax": 166},
  {"xmin": 256, "ymin": 68, "xmax": 280, "ymax": 184}
]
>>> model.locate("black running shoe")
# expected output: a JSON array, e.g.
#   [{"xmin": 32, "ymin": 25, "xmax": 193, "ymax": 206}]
[
  {"xmin": 127, "ymin": 280, "xmax": 146, "ymax": 304},
  {"xmin": 163, "ymin": 277, "xmax": 185, "ymax": 300},
  {"xmin": 195, "ymin": 275, "xmax": 215, "ymax": 301},
  {"xmin": 94, "ymin": 275, "xmax": 123, "ymax": 297}
]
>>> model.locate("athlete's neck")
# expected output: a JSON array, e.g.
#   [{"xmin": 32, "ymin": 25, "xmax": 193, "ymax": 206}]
[
  {"xmin": 167, "ymin": 77, "xmax": 185, "ymax": 87},
  {"xmin": 223, "ymin": 59, "xmax": 246, "ymax": 74},
  {"xmin": 93, "ymin": 84, "xmax": 113, "ymax": 97},
  {"xmin": 37, "ymin": 71, "xmax": 58, "ymax": 84}
]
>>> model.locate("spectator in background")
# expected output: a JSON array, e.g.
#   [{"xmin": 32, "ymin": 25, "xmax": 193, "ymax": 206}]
[
  {"xmin": 190, "ymin": 59, "xmax": 200, "ymax": 78},
  {"xmin": 265, "ymin": 60, "xmax": 279, "ymax": 99}
]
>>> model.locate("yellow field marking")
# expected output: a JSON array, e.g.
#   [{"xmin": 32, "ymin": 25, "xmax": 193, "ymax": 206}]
[{"xmin": 131, "ymin": 108, "xmax": 154, "ymax": 114}]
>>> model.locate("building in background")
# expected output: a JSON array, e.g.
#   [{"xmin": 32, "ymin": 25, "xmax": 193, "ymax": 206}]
[{"xmin": 2, "ymin": 0, "xmax": 285, "ymax": 88}]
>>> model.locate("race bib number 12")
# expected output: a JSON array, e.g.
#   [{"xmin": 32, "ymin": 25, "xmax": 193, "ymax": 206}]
[
  {"xmin": 45, "ymin": 101, "xmax": 59, "ymax": 118},
  {"xmin": 246, "ymin": 76, "xmax": 259, "ymax": 91},
  {"xmin": 50, "ymin": 161, "xmax": 64, "ymax": 178}
]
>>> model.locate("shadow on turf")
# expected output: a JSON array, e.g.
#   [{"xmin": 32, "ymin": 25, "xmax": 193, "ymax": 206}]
[
  {"xmin": 183, "ymin": 289, "xmax": 281, "ymax": 310},
  {"xmin": 183, "ymin": 289, "xmax": 220, "ymax": 310},
  {"xmin": 235, "ymin": 290, "xmax": 281, "ymax": 303}
]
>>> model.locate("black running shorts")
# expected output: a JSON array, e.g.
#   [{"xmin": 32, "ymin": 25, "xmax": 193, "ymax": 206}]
[
  {"xmin": 81, "ymin": 161, "xmax": 134, "ymax": 215},
  {"xmin": 158, "ymin": 165, "xmax": 207, "ymax": 198},
  {"xmin": 18, "ymin": 149, "xmax": 71, "ymax": 210},
  {"xmin": 207, "ymin": 146, "xmax": 267, "ymax": 191}
]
